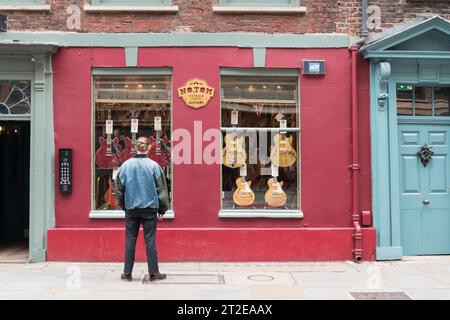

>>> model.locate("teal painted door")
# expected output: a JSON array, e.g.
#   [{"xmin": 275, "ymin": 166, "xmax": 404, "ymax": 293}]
[{"xmin": 398, "ymin": 124, "xmax": 450, "ymax": 255}]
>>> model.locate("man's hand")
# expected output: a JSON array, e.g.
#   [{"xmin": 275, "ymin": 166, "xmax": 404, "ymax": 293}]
[{"xmin": 158, "ymin": 213, "xmax": 164, "ymax": 221}]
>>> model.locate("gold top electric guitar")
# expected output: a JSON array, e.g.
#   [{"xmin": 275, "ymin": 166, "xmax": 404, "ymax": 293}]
[
  {"xmin": 265, "ymin": 177, "xmax": 287, "ymax": 208},
  {"xmin": 233, "ymin": 177, "xmax": 255, "ymax": 207},
  {"xmin": 270, "ymin": 133, "xmax": 297, "ymax": 168},
  {"xmin": 222, "ymin": 133, "xmax": 247, "ymax": 168}
]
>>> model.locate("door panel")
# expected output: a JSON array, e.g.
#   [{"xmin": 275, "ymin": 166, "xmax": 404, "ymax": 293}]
[{"xmin": 399, "ymin": 124, "xmax": 450, "ymax": 255}]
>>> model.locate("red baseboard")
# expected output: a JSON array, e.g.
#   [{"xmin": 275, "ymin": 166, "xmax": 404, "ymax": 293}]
[{"xmin": 47, "ymin": 227, "xmax": 376, "ymax": 262}]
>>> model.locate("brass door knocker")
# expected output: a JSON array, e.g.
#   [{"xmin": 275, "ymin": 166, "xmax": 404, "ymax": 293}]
[{"xmin": 417, "ymin": 145, "xmax": 434, "ymax": 167}]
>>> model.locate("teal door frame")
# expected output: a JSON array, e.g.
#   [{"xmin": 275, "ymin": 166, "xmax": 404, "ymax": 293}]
[
  {"xmin": 0, "ymin": 46, "xmax": 57, "ymax": 262},
  {"xmin": 370, "ymin": 58, "xmax": 450, "ymax": 260}
]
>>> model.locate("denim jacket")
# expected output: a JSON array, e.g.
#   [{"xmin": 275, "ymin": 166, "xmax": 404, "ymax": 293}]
[{"xmin": 115, "ymin": 154, "xmax": 169, "ymax": 214}]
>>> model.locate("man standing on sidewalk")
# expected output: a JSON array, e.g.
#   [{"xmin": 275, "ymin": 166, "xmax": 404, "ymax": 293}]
[{"xmin": 115, "ymin": 136, "xmax": 169, "ymax": 282}]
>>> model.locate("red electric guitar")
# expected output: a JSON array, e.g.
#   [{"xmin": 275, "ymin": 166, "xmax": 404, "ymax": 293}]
[
  {"xmin": 118, "ymin": 108, "xmax": 140, "ymax": 164},
  {"xmin": 148, "ymin": 132, "xmax": 171, "ymax": 168},
  {"xmin": 95, "ymin": 107, "xmax": 120, "ymax": 169},
  {"xmin": 147, "ymin": 106, "xmax": 171, "ymax": 168}
]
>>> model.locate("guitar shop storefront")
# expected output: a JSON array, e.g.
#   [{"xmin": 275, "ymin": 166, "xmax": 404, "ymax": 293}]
[
  {"xmin": 0, "ymin": 43, "xmax": 56, "ymax": 262},
  {"xmin": 12, "ymin": 33, "xmax": 377, "ymax": 262},
  {"xmin": 362, "ymin": 16, "xmax": 450, "ymax": 260}
]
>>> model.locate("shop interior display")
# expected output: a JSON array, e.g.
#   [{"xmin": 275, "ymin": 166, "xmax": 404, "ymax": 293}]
[{"xmin": 94, "ymin": 76, "xmax": 172, "ymax": 211}]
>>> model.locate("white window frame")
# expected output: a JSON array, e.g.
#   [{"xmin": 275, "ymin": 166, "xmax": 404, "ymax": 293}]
[
  {"xmin": 213, "ymin": 0, "xmax": 306, "ymax": 14},
  {"xmin": 84, "ymin": 0, "xmax": 178, "ymax": 13},
  {"xmin": 0, "ymin": 0, "xmax": 50, "ymax": 11}
]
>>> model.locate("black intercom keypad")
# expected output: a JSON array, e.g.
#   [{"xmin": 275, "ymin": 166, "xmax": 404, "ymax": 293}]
[{"xmin": 59, "ymin": 148, "xmax": 72, "ymax": 194}]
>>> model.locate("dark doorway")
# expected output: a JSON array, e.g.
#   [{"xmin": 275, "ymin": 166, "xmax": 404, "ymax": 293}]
[{"xmin": 0, "ymin": 121, "xmax": 30, "ymax": 262}]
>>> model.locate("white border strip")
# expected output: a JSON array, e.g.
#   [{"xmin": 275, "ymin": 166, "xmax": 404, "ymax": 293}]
[{"xmin": 89, "ymin": 210, "xmax": 175, "ymax": 219}]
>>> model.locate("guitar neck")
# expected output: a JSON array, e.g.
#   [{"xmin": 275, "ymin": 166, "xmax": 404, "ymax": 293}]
[
  {"xmin": 156, "ymin": 130, "xmax": 161, "ymax": 155},
  {"xmin": 131, "ymin": 133, "xmax": 137, "ymax": 154}
]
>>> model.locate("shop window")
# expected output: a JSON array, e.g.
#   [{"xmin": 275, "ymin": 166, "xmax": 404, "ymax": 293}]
[
  {"xmin": 220, "ymin": 76, "xmax": 300, "ymax": 213},
  {"xmin": 218, "ymin": 0, "xmax": 299, "ymax": 6},
  {"xmin": 0, "ymin": 81, "xmax": 31, "ymax": 115},
  {"xmin": 93, "ymin": 75, "xmax": 172, "ymax": 211},
  {"xmin": 397, "ymin": 84, "xmax": 450, "ymax": 117}
]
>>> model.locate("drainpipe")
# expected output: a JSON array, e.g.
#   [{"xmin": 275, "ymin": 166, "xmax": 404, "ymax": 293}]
[
  {"xmin": 362, "ymin": 0, "xmax": 369, "ymax": 38},
  {"xmin": 350, "ymin": 45, "xmax": 363, "ymax": 262}
]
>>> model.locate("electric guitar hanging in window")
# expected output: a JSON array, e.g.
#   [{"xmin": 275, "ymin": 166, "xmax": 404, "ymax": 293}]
[
  {"xmin": 148, "ymin": 105, "xmax": 171, "ymax": 168},
  {"xmin": 95, "ymin": 106, "xmax": 120, "ymax": 169},
  {"xmin": 118, "ymin": 107, "xmax": 140, "ymax": 164},
  {"xmin": 264, "ymin": 177, "xmax": 287, "ymax": 208}
]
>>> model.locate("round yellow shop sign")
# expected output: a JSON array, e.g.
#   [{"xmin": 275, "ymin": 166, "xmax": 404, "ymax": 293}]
[{"xmin": 177, "ymin": 78, "xmax": 215, "ymax": 109}]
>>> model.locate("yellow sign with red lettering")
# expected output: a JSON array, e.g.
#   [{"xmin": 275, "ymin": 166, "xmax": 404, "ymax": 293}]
[{"xmin": 177, "ymin": 78, "xmax": 215, "ymax": 109}]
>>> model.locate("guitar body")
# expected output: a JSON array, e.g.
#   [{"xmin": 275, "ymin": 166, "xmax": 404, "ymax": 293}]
[
  {"xmin": 118, "ymin": 136, "xmax": 137, "ymax": 164},
  {"xmin": 222, "ymin": 134, "xmax": 247, "ymax": 169},
  {"xmin": 148, "ymin": 135, "xmax": 171, "ymax": 168},
  {"xmin": 265, "ymin": 177, "xmax": 287, "ymax": 207},
  {"xmin": 233, "ymin": 177, "xmax": 255, "ymax": 207},
  {"xmin": 270, "ymin": 134, "xmax": 297, "ymax": 168},
  {"xmin": 104, "ymin": 178, "xmax": 117, "ymax": 209},
  {"xmin": 95, "ymin": 136, "xmax": 120, "ymax": 169}
]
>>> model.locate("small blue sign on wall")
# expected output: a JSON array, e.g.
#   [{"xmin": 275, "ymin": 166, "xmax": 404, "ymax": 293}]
[{"xmin": 303, "ymin": 60, "xmax": 326, "ymax": 75}]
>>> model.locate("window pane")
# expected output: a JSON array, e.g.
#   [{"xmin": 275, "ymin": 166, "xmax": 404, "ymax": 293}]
[
  {"xmin": 0, "ymin": 81, "xmax": 31, "ymax": 115},
  {"xmin": 414, "ymin": 86, "xmax": 433, "ymax": 116},
  {"xmin": 434, "ymin": 87, "xmax": 450, "ymax": 117},
  {"xmin": 221, "ymin": 76, "xmax": 298, "ymax": 128},
  {"xmin": 93, "ymin": 76, "xmax": 172, "ymax": 211},
  {"xmin": 220, "ymin": 76, "xmax": 300, "ymax": 211},
  {"xmin": 396, "ymin": 84, "xmax": 413, "ymax": 116}
]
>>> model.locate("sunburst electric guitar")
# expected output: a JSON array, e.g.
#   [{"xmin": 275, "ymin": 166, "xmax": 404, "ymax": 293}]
[
  {"xmin": 265, "ymin": 177, "xmax": 287, "ymax": 207},
  {"xmin": 222, "ymin": 133, "xmax": 247, "ymax": 168},
  {"xmin": 270, "ymin": 133, "xmax": 297, "ymax": 168},
  {"xmin": 233, "ymin": 177, "xmax": 255, "ymax": 207}
]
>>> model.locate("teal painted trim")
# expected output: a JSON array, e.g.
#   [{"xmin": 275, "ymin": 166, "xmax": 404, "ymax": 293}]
[
  {"xmin": 219, "ymin": 209, "xmax": 303, "ymax": 218},
  {"xmin": 376, "ymin": 246, "xmax": 403, "ymax": 260},
  {"xmin": 220, "ymin": 67, "xmax": 299, "ymax": 76},
  {"xmin": 0, "ymin": 32, "xmax": 349, "ymax": 48},
  {"xmin": 253, "ymin": 47, "xmax": 266, "ymax": 68},
  {"xmin": 89, "ymin": 210, "xmax": 175, "ymax": 219},
  {"xmin": 370, "ymin": 62, "xmax": 393, "ymax": 249},
  {"xmin": 125, "ymin": 47, "xmax": 138, "ymax": 67},
  {"xmin": 219, "ymin": 0, "xmax": 298, "ymax": 6},
  {"xmin": 398, "ymin": 117, "xmax": 450, "ymax": 124},
  {"xmin": 27, "ymin": 53, "xmax": 55, "ymax": 263},
  {"xmin": 362, "ymin": 16, "xmax": 450, "ymax": 56},
  {"xmin": 365, "ymin": 51, "xmax": 450, "ymax": 59},
  {"xmin": 92, "ymin": 67, "xmax": 172, "ymax": 75},
  {"xmin": 388, "ymin": 80, "xmax": 402, "ymax": 249}
]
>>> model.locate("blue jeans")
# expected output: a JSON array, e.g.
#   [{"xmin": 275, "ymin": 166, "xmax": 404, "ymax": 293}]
[{"xmin": 124, "ymin": 211, "xmax": 159, "ymax": 275}]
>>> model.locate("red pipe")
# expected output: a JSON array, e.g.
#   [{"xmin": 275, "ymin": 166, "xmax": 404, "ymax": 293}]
[{"xmin": 350, "ymin": 45, "xmax": 363, "ymax": 262}]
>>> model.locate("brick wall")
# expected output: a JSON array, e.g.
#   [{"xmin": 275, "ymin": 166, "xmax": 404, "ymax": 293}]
[
  {"xmin": 2, "ymin": 1, "xmax": 450, "ymax": 35},
  {"xmin": 3, "ymin": 0, "xmax": 341, "ymax": 33},
  {"xmin": 366, "ymin": 0, "xmax": 450, "ymax": 33}
]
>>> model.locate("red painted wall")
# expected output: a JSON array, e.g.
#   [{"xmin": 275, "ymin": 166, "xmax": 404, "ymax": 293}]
[{"xmin": 50, "ymin": 46, "xmax": 374, "ymax": 261}]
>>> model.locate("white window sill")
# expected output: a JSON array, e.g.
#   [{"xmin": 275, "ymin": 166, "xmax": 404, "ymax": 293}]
[
  {"xmin": 212, "ymin": 6, "xmax": 307, "ymax": 14},
  {"xmin": 89, "ymin": 210, "xmax": 175, "ymax": 219},
  {"xmin": 83, "ymin": 4, "xmax": 179, "ymax": 13},
  {"xmin": 219, "ymin": 209, "xmax": 303, "ymax": 218},
  {"xmin": 0, "ymin": 4, "xmax": 51, "ymax": 11}
]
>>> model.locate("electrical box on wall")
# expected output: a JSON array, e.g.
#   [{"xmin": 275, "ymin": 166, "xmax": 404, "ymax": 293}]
[
  {"xmin": 0, "ymin": 13, "xmax": 7, "ymax": 33},
  {"xmin": 59, "ymin": 148, "xmax": 72, "ymax": 194},
  {"xmin": 303, "ymin": 60, "xmax": 326, "ymax": 75}
]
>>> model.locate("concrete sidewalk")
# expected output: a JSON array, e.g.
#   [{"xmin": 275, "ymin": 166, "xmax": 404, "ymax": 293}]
[{"xmin": 1, "ymin": 256, "xmax": 450, "ymax": 300}]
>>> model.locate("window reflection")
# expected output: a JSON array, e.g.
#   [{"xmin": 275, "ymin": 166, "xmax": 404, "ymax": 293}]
[
  {"xmin": 396, "ymin": 84, "xmax": 413, "ymax": 116},
  {"xmin": 414, "ymin": 87, "xmax": 433, "ymax": 116},
  {"xmin": 434, "ymin": 87, "xmax": 450, "ymax": 116}
]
